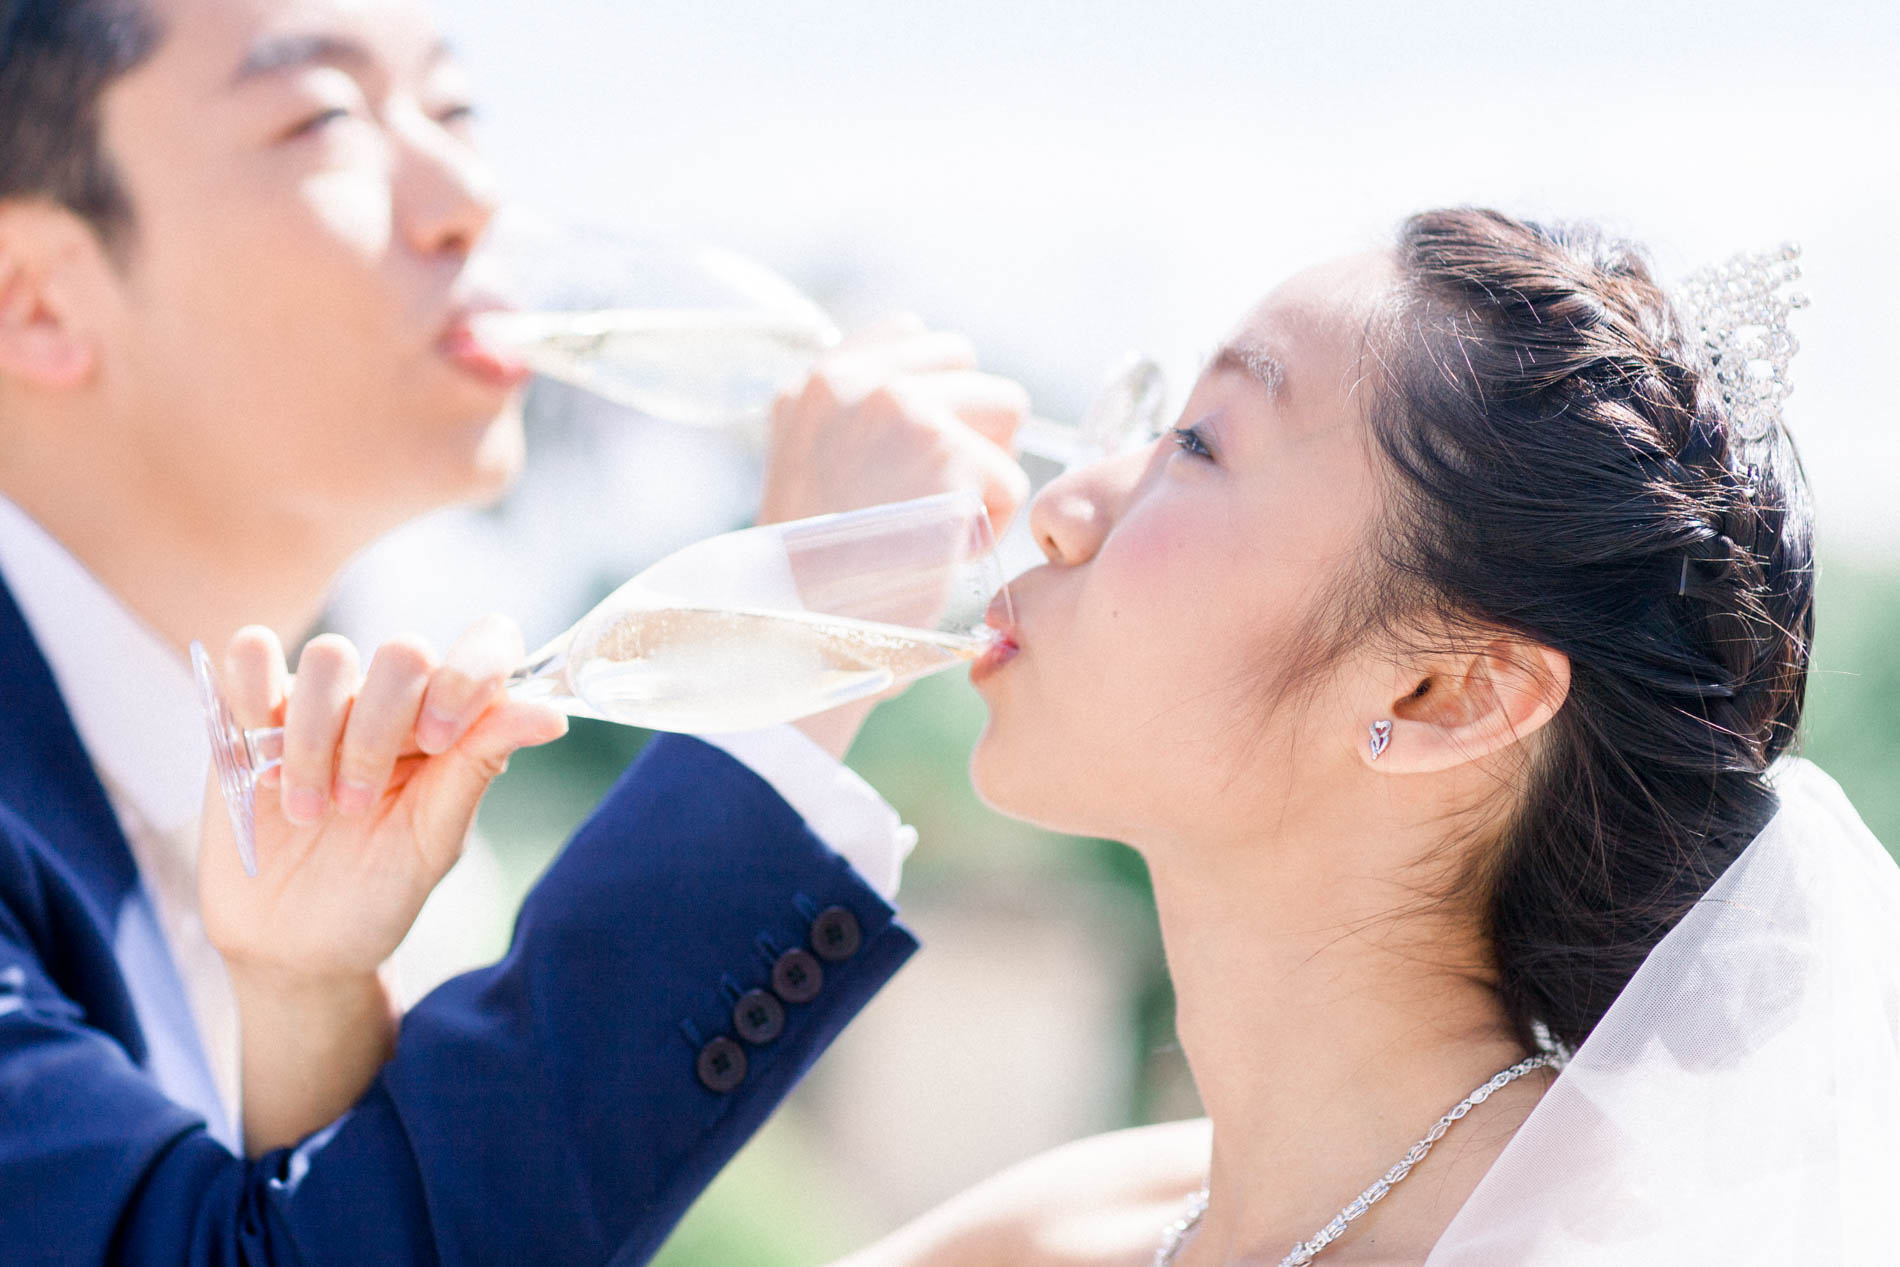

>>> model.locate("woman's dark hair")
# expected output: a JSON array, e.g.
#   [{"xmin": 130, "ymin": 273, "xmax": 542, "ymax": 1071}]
[
  {"xmin": 0, "ymin": 0, "xmax": 162, "ymax": 250},
  {"xmin": 1368, "ymin": 208, "xmax": 1815, "ymax": 1052}
]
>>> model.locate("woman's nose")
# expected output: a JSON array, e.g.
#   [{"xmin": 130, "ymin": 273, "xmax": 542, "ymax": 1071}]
[{"xmin": 1028, "ymin": 450, "xmax": 1141, "ymax": 566}]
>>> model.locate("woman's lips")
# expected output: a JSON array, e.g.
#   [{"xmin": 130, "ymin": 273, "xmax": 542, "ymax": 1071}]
[
  {"xmin": 969, "ymin": 632, "xmax": 1018, "ymax": 685},
  {"xmin": 440, "ymin": 316, "xmax": 531, "ymax": 389},
  {"xmin": 970, "ymin": 599, "xmax": 1020, "ymax": 686}
]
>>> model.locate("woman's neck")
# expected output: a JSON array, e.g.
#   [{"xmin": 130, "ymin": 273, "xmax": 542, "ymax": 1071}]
[{"xmin": 1144, "ymin": 820, "xmax": 1539, "ymax": 1265}]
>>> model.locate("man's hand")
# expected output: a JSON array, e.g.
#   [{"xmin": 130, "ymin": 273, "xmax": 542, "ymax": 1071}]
[
  {"xmin": 200, "ymin": 618, "xmax": 567, "ymax": 988},
  {"xmin": 757, "ymin": 319, "xmax": 1031, "ymax": 534},
  {"xmin": 199, "ymin": 618, "xmax": 567, "ymax": 1155}
]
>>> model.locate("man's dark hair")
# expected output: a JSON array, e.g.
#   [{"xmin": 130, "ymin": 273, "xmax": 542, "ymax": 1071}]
[{"xmin": 0, "ymin": 0, "xmax": 163, "ymax": 249}]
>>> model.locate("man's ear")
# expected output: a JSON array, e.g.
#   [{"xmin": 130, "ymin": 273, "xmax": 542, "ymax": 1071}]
[
  {"xmin": 0, "ymin": 202, "xmax": 109, "ymax": 391},
  {"xmin": 1365, "ymin": 637, "xmax": 1570, "ymax": 774}
]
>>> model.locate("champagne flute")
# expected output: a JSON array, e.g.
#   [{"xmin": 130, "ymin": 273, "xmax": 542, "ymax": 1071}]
[
  {"xmin": 467, "ymin": 209, "xmax": 1168, "ymax": 464},
  {"xmin": 195, "ymin": 492, "xmax": 1010, "ymax": 877}
]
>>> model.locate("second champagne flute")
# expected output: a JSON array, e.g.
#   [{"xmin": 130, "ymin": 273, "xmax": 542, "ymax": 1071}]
[{"xmin": 466, "ymin": 209, "xmax": 1168, "ymax": 467}]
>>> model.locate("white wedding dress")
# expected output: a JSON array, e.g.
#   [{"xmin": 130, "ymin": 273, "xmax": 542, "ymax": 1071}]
[{"xmin": 1426, "ymin": 758, "xmax": 1900, "ymax": 1264}]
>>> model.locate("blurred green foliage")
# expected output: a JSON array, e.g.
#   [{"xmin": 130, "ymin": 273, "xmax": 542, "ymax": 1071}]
[
  {"xmin": 1803, "ymin": 559, "xmax": 1900, "ymax": 854},
  {"xmin": 474, "ymin": 555, "xmax": 1898, "ymax": 1267}
]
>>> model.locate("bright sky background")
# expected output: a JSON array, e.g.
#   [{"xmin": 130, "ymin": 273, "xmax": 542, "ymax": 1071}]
[{"xmin": 438, "ymin": 0, "xmax": 1897, "ymax": 558}]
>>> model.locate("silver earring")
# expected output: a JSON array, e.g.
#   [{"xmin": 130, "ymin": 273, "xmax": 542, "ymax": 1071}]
[{"xmin": 1369, "ymin": 720, "xmax": 1393, "ymax": 761}]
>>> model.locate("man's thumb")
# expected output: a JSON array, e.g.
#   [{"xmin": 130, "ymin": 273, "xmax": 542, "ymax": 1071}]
[{"xmin": 414, "ymin": 700, "xmax": 570, "ymax": 827}]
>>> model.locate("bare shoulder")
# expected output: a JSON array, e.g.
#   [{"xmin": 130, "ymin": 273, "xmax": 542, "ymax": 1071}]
[{"xmin": 831, "ymin": 1118, "xmax": 1212, "ymax": 1267}]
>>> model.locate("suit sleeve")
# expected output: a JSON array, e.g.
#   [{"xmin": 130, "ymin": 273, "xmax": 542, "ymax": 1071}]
[{"xmin": 0, "ymin": 734, "xmax": 919, "ymax": 1266}]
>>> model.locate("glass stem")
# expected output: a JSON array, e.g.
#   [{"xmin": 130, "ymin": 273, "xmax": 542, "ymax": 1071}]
[
  {"xmin": 499, "ymin": 633, "xmax": 603, "ymax": 718},
  {"xmin": 244, "ymin": 727, "xmax": 284, "ymax": 781}
]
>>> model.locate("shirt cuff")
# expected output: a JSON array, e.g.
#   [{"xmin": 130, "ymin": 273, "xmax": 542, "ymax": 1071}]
[{"xmin": 692, "ymin": 726, "xmax": 917, "ymax": 901}]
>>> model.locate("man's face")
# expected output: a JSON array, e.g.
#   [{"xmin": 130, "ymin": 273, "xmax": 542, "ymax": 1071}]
[{"xmin": 95, "ymin": 0, "xmax": 525, "ymax": 538}]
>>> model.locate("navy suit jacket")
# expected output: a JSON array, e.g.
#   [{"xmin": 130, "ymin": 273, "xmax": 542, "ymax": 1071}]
[{"xmin": 0, "ymin": 574, "xmax": 919, "ymax": 1265}]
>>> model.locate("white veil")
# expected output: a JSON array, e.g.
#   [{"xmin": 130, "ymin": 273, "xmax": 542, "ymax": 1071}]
[{"xmin": 1426, "ymin": 758, "xmax": 1900, "ymax": 1264}]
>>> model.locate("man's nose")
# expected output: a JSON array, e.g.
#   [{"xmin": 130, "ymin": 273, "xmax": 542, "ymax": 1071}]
[
  {"xmin": 392, "ymin": 113, "xmax": 500, "ymax": 261},
  {"xmin": 1027, "ymin": 449, "xmax": 1141, "ymax": 567}
]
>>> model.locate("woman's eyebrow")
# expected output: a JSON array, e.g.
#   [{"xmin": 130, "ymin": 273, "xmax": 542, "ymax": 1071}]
[{"xmin": 1211, "ymin": 343, "xmax": 1286, "ymax": 399}]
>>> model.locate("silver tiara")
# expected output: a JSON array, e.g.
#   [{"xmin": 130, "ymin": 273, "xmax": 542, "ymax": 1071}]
[{"xmin": 1674, "ymin": 244, "xmax": 1809, "ymax": 444}]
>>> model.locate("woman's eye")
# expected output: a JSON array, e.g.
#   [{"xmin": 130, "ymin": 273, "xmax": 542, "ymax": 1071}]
[
  {"xmin": 435, "ymin": 102, "xmax": 479, "ymax": 129},
  {"xmin": 1169, "ymin": 424, "xmax": 1214, "ymax": 459}
]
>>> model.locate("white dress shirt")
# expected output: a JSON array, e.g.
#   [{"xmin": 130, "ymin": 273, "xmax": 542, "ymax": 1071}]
[{"xmin": 0, "ymin": 493, "xmax": 915, "ymax": 1147}]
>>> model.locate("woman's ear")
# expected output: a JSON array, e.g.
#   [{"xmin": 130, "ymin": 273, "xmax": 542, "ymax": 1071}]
[
  {"xmin": 1365, "ymin": 637, "xmax": 1570, "ymax": 774},
  {"xmin": 0, "ymin": 203, "xmax": 107, "ymax": 391}
]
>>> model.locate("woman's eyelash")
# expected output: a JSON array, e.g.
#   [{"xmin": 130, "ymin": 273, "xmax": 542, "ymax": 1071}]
[{"xmin": 1170, "ymin": 424, "xmax": 1213, "ymax": 459}]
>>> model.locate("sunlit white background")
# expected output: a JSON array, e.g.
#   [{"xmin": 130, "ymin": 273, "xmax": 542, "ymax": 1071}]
[{"xmin": 446, "ymin": 0, "xmax": 1895, "ymax": 545}]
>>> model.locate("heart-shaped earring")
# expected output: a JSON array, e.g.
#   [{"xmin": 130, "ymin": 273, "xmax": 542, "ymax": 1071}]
[{"xmin": 1369, "ymin": 720, "xmax": 1393, "ymax": 761}]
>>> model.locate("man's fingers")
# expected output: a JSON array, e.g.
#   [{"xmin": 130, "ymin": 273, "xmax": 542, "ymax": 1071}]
[
  {"xmin": 405, "ymin": 701, "xmax": 568, "ymax": 854},
  {"xmin": 875, "ymin": 371, "xmax": 1030, "ymax": 526},
  {"xmin": 416, "ymin": 613, "xmax": 525, "ymax": 755},
  {"xmin": 974, "ymin": 444, "xmax": 1033, "ymax": 536},
  {"xmin": 280, "ymin": 635, "xmax": 361, "ymax": 826},
  {"xmin": 448, "ymin": 702, "xmax": 570, "ymax": 801},
  {"xmin": 901, "ymin": 369, "xmax": 1031, "ymax": 448},
  {"xmin": 332, "ymin": 636, "xmax": 437, "ymax": 816},
  {"xmin": 460, "ymin": 700, "xmax": 570, "ymax": 769},
  {"xmin": 223, "ymin": 626, "xmax": 288, "ymax": 733}
]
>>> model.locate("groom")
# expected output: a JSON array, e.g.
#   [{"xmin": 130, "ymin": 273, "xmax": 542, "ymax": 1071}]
[{"xmin": 0, "ymin": 0, "xmax": 1026, "ymax": 1262}]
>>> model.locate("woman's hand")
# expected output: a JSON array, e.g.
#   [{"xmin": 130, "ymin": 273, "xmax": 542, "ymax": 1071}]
[{"xmin": 827, "ymin": 1119, "xmax": 1212, "ymax": 1267}]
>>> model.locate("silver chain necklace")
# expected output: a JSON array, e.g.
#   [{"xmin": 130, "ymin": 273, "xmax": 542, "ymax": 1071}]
[{"xmin": 1153, "ymin": 1053, "xmax": 1557, "ymax": 1267}]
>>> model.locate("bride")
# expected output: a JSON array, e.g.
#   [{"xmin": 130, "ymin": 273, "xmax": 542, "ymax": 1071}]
[
  {"xmin": 837, "ymin": 207, "xmax": 1899, "ymax": 1265},
  {"xmin": 196, "ymin": 205, "xmax": 1894, "ymax": 1263}
]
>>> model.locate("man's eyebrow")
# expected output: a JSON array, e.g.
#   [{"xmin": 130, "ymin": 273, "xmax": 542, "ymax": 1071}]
[
  {"xmin": 1212, "ymin": 343, "xmax": 1286, "ymax": 397},
  {"xmin": 231, "ymin": 32, "xmax": 372, "ymax": 83},
  {"xmin": 230, "ymin": 33, "xmax": 452, "ymax": 85}
]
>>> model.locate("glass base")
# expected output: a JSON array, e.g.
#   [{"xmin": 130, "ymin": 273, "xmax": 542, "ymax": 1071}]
[{"xmin": 191, "ymin": 641, "xmax": 260, "ymax": 878}]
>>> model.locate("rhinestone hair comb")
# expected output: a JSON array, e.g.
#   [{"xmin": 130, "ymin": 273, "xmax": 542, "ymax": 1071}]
[{"xmin": 1675, "ymin": 244, "xmax": 1810, "ymax": 444}]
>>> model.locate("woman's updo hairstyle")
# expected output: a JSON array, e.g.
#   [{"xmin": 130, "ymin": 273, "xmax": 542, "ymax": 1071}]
[{"xmin": 1368, "ymin": 208, "xmax": 1815, "ymax": 1052}]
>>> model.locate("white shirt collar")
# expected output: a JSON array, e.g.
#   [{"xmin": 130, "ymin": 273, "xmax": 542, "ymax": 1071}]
[{"xmin": 0, "ymin": 493, "xmax": 208, "ymax": 841}]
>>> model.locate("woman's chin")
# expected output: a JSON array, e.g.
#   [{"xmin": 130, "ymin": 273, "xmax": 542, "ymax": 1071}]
[
  {"xmin": 969, "ymin": 727, "xmax": 1105, "ymax": 838},
  {"xmin": 968, "ymin": 726, "xmax": 1040, "ymax": 821}
]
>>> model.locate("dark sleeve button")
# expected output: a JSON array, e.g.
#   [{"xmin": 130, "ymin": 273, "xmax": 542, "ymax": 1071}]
[
  {"xmin": 770, "ymin": 948, "xmax": 824, "ymax": 1004},
  {"xmin": 810, "ymin": 905, "xmax": 862, "ymax": 962},
  {"xmin": 696, "ymin": 1036, "xmax": 748, "ymax": 1093},
  {"xmin": 732, "ymin": 989, "xmax": 786, "ymax": 1044}
]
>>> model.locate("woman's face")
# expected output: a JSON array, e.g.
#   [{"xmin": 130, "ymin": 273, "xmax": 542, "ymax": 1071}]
[{"xmin": 971, "ymin": 251, "xmax": 1399, "ymax": 844}]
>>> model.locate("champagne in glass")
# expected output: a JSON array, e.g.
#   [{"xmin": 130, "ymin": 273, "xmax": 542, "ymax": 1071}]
[
  {"xmin": 468, "ymin": 208, "xmax": 1167, "ymax": 461},
  {"xmin": 472, "ymin": 306, "xmax": 838, "ymax": 430},
  {"xmin": 540, "ymin": 603, "xmax": 983, "ymax": 733},
  {"xmin": 196, "ymin": 492, "xmax": 1009, "ymax": 876}
]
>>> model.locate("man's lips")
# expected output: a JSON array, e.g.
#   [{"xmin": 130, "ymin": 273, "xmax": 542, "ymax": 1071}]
[{"xmin": 440, "ymin": 314, "xmax": 531, "ymax": 388}]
